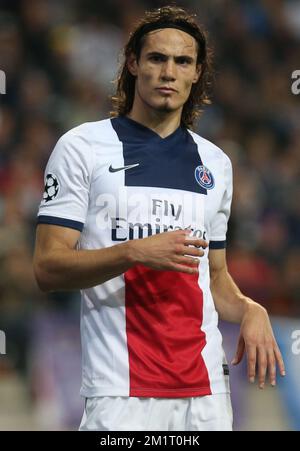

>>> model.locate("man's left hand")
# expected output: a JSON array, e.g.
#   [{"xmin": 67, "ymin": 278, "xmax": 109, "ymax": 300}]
[{"xmin": 231, "ymin": 302, "xmax": 286, "ymax": 388}]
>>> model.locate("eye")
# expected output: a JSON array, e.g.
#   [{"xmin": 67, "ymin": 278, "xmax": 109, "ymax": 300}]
[
  {"xmin": 149, "ymin": 55, "xmax": 165, "ymax": 62},
  {"xmin": 176, "ymin": 57, "xmax": 191, "ymax": 65}
]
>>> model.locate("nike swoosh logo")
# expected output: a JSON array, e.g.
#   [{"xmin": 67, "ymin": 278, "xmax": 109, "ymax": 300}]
[{"xmin": 109, "ymin": 163, "xmax": 139, "ymax": 173}]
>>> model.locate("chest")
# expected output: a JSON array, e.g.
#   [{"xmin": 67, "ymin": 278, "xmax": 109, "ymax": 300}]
[{"xmin": 85, "ymin": 143, "xmax": 224, "ymax": 242}]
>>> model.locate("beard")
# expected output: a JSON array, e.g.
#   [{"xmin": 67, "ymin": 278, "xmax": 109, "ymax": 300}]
[
  {"xmin": 148, "ymin": 94, "xmax": 178, "ymax": 113},
  {"xmin": 155, "ymin": 99, "xmax": 175, "ymax": 112}
]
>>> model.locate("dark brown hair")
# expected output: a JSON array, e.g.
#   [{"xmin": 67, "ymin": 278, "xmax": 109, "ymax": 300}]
[{"xmin": 110, "ymin": 5, "xmax": 213, "ymax": 129}]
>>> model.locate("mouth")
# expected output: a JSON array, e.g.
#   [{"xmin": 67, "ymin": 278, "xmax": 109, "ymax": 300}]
[{"xmin": 156, "ymin": 87, "xmax": 177, "ymax": 94}]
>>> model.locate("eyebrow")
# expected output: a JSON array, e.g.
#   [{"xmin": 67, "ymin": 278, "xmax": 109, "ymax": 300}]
[{"xmin": 146, "ymin": 51, "xmax": 195, "ymax": 63}]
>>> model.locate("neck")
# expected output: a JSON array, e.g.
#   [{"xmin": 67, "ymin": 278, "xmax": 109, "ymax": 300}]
[{"xmin": 127, "ymin": 98, "xmax": 182, "ymax": 138}]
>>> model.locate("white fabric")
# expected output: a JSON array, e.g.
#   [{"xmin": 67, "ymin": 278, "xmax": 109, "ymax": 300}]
[{"xmin": 79, "ymin": 394, "xmax": 233, "ymax": 431}]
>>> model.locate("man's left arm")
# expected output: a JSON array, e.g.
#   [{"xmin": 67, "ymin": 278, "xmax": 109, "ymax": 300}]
[{"xmin": 209, "ymin": 248, "xmax": 286, "ymax": 388}]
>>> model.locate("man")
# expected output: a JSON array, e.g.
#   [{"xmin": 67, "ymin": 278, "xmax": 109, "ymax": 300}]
[{"xmin": 33, "ymin": 6, "xmax": 285, "ymax": 431}]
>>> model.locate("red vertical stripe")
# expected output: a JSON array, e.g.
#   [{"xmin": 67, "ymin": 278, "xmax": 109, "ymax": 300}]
[{"xmin": 125, "ymin": 265, "xmax": 212, "ymax": 397}]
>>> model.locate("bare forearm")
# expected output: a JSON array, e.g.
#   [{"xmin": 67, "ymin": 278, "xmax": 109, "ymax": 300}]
[
  {"xmin": 34, "ymin": 227, "xmax": 206, "ymax": 293},
  {"xmin": 210, "ymin": 267, "xmax": 255, "ymax": 323},
  {"xmin": 35, "ymin": 241, "xmax": 135, "ymax": 292}
]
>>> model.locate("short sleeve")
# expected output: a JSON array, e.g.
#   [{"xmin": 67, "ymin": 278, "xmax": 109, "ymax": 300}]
[
  {"xmin": 209, "ymin": 154, "xmax": 233, "ymax": 249},
  {"xmin": 37, "ymin": 130, "xmax": 94, "ymax": 232}
]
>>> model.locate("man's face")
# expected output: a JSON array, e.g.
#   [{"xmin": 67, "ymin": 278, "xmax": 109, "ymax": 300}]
[{"xmin": 128, "ymin": 28, "xmax": 201, "ymax": 115}]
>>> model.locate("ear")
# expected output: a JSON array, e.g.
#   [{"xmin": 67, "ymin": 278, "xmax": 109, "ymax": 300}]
[
  {"xmin": 192, "ymin": 64, "xmax": 202, "ymax": 84},
  {"xmin": 127, "ymin": 53, "xmax": 138, "ymax": 77}
]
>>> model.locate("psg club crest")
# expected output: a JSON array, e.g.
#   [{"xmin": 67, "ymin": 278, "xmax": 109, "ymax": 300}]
[
  {"xmin": 194, "ymin": 165, "xmax": 215, "ymax": 190},
  {"xmin": 43, "ymin": 173, "xmax": 60, "ymax": 202}
]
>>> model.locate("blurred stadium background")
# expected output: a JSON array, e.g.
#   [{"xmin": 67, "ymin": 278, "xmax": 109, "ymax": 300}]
[{"xmin": 0, "ymin": 0, "xmax": 299, "ymax": 431}]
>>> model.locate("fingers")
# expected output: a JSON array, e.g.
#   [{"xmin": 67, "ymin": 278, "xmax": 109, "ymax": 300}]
[
  {"xmin": 165, "ymin": 229, "xmax": 208, "ymax": 255},
  {"xmin": 177, "ymin": 229, "xmax": 208, "ymax": 248},
  {"xmin": 246, "ymin": 344, "xmax": 257, "ymax": 384},
  {"xmin": 232, "ymin": 338, "xmax": 277, "ymax": 388},
  {"xmin": 184, "ymin": 237, "xmax": 208, "ymax": 249},
  {"xmin": 257, "ymin": 347, "xmax": 267, "ymax": 389},
  {"xmin": 246, "ymin": 343, "xmax": 285, "ymax": 388},
  {"xmin": 176, "ymin": 242, "xmax": 206, "ymax": 258},
  {"xmin": 171, "ymin": 255, "xmax": 200, "ymax": 274},
  {"xmin": 231, "ymin": 335, "xmax": 245, "ymax": 365},
  {"xmin": 267, "ymin": 349, "xmax": 276, "ymax": 387},
  {"xmin": 274, "ymin": 344, "xmax": 286, "ymax": 377},
  {"xmin": 174, "ymin": 255, "xmax": 200, "ymax": 267},
  {"xmin": 184, "ymin": 246, "xmax": 205, "ymax": 257}
]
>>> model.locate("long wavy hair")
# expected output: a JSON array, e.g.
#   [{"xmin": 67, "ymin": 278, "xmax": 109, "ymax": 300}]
[{"xmin": 110, "ymin": 5, "xmax": 213, "ymax": 130}]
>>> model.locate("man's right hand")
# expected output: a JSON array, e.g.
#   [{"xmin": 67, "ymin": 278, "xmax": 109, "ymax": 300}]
[
  {"xmin": 34, "ymin": 225, "xmax": 207, "ymax": 292},
  {"xmin": 127, "ymin": 229, "xmax": 208, "ymax": 274}
]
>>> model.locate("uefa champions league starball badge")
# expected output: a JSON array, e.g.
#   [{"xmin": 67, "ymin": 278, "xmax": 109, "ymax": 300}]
[{"xmin": 43, "ymin": 173, "xmax": 60, "ymax": 202}]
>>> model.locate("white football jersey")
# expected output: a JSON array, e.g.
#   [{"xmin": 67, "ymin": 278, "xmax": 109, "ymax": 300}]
[{"xmin": 37, "ymin": 116, "xmax": 233, "ymax": 398}]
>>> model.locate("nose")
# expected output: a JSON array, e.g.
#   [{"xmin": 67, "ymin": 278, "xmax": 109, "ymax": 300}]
[{"xmin": 161, "ymin": 59, "xmax": 176, "ymax": 81}]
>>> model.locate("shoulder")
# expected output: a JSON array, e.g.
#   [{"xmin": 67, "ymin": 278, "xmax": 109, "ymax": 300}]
[
  {"xmin": 58, "ymin": 118, "xmax": 113, "ymax": 146},
  {"xmin": 187, "ymin": 129, "xmax": 232, "ymax": 168},
  {"xmin": 52, "ymin": 119, "xmax": 116, "ymax": 168}
]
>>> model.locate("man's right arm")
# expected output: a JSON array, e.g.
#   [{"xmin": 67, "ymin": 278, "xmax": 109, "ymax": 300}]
[{"xmin": 33, "ymin": 224, "xmax": 206, "ymax": 292}]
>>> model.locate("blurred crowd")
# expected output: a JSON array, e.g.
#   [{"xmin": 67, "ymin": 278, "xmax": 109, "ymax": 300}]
[{"xmin": 0, "ymin": 0, "xmax": 299, "ymax": 381}]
